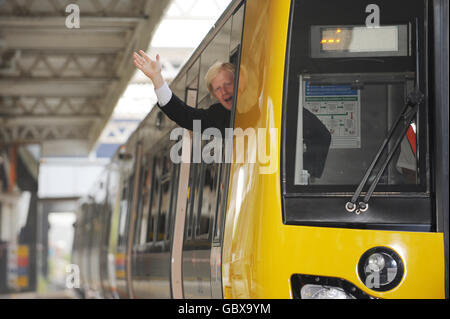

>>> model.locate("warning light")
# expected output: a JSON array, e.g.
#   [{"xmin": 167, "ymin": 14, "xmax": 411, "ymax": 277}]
[
  {"xmin": 337, "ymin": 28, "xmax": 342, "ymax": 33},
  {"xmin": 321, "ymin": 39, "xmax": 327, "ymax": 44},
  {"xmin": 336, "ymin": 39, "xmax": 341, "ymax": 43},
  {"xmin": 328, "ymin": 39, "xmax": 335, "ymax": 43}
]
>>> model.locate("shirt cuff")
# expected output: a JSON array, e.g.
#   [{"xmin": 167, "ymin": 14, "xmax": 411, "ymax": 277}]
[{"xmin": 155, "ymin": 82, "xmax": 172, "ymax": 107}]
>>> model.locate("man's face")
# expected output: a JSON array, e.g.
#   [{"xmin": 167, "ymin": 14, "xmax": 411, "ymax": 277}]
[{"xmin": 211, "ymin": 70, "xmax": 234, "ymax": 110}]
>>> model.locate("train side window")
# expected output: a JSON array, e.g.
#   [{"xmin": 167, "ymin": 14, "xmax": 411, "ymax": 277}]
[
  {"xmin": 193, "ymin": 160, "xmax": 207, "ymax": 237},
  {"xmin": 103, "ymin": 202, "xmax": 113, "ymax": 249},
  {"xmin": 135, "ymin": 159, "xmax": 151, "ymax": 245},
  {"xmin": 185, "ymin": 59, "xmax": 199, "ymax": 107},
  {"xmin": 192, "ymin": 94, "xmax": 224, "ymax": 239},
  {"xmin": 158, "ymin": 182, "xmax": 169, "ymax": 241},
  {"xmin": 198, "ymin": 18, "xmax": 232, "ymax": 103},
  {"xmin": 156, "ymin": 154, "xmax": 172, "ymax": 242},
  {"xmin": 117, "ymin": 184, "xmax": 129, "ymax": 247},
  {"xmin": 185, "ymin": 161, "xmax": 198, "ymax": 240},
  {"xmin": 186, "ymin": 88, "xmax": 198, "ymax": 108},
  {"xmin": 230, "ymin": 3, "xmax": 244, "ymax": 55},
  {"xmin": 0, "ymin": 204, "xmax": 2, "ymax": 241},
  {"xmin": 195, "ymin": 161, "xmax": 221, "ymax": 239},
  {"xmin": 133, "ymin": 158, "xmax": 147, "ymax": 245},
  {"xmin": 187, "ymin": 59, "xmax": 199, "ymax": 91},
  {"xmin": 138, "ymin": 164, "xmax": 152, "ymax": 244},
  {"xmin": 167, "ymin": 160, "xmax": 180, "ymax": 241},
  {"xmin": 146, "ymin": 156, "xmax": 161, "ymax": 243},
  {"xmin": 172, "ymin": 74, "xmax": 186, "ymax": 100},
  {"xmin": 126, "ymin": 173, "xmax": 134, "ymax": 213},
  {"xmin": 183, "ymin": 71, "xmax": 200, "ymax": 240}
]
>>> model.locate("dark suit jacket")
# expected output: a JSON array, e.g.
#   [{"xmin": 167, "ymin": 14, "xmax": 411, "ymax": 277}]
[
  {"xmin": 158, "ymin": 93, "xmax": 231, "ymax": 136},
  {"xmin": 158, "ymin": 93, "xmax": 330, "ymax": 178}
]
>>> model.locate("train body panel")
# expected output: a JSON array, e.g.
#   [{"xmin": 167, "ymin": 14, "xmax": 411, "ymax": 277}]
[{"xmin": 222, "ymin": 0, "xmax": 288, "ymax": 298}]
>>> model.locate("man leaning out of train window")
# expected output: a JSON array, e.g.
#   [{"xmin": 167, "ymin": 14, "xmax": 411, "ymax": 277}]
[
  {"xmin": 133, "ymin": 50, "xmax": 331, "ymax": 178},
  {"xmin": 133, "ymin": 50, "xmax": 233, "ymax": 137}
]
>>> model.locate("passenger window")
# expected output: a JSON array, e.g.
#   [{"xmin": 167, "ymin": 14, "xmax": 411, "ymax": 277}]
[
  {"xmin": 196, "ymin": 161, "xmax": 221, "ymax": 238},
  {"xmin": 134, "ymin": 162, "xmax": 147, "ymax": 245},
  {"xmin": 186, "ymin": 60, "xmax": 199, "ymax": 107},
  {"xmin": 167, "ymin": 160, "xmax": 180, "ymax": 240},
  {"xmin": 157, "ymin": 154, "xmax": 172, "ymax": 241},
  {"xmin": 198, "ymin": 19, "xmax": 232, "ymax": 102},
  {"xmin": 172, "ymin": 74, "xmax": 186, "ymax": 100},
  {"xmin": 146, "ymin": 157, "xmax": 161, "ymax": 243},
  {"xmin": 117, "ymin": 184, "xmax": 129, "ymax": 247},
  {"xmin": 136, "ymin": 162, "xmax": 151, "ymax": 245},
  {"xmin": 230, "ymin": 4, "xmax": 244, "ymax": 54},
  {"xmin": 186, "ymin": 87, "xmax": 198, "ymax": 108},
  {"xmin": 185, "ymin": 162, "xmax": 199, "ymax": 239}
]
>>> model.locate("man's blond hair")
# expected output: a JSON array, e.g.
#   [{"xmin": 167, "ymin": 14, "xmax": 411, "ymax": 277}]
[{"xmin": 205, "ymin": 62, "xmax": 235, "ymax": 96}]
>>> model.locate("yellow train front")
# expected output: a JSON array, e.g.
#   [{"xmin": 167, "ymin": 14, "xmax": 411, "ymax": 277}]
[
  {"xmin": 222, "ymin": 0, "xmax": 447, "ymax": 299},
  {"xmin": 72, "ymin": 0, "xmax": 448, "ymax": 299},
  {"xmin": 223, "ymin": 0, "xmax": 448, "ymax": 299}
]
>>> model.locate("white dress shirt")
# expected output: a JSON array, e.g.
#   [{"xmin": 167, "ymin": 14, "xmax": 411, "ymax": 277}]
[{"xmin": 154, "ymin": 82, "xmax": 172, "ymax": 107}]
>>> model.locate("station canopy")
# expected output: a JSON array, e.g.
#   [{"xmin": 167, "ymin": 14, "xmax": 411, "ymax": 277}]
[{"xmin": 0, "ymin": 0, "xmax": 171, "ymax": 157}]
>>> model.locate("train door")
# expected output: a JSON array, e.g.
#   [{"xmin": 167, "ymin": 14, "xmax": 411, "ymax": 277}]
[
  {"xmin": 174, "ymin": 2, "xmax": 245, "ymax": 299},
  {"xmin": 114, "ymin": 154, "xmax": 136, "ymax": 298},
  {"xmin": 282, "ymin": 0, "xmax": 447, "ymax": 297}
]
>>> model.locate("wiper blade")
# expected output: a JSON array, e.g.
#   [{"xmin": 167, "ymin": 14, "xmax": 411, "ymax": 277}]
[{"xmin": 345, "ymin": 89, "xmax": 423, "ymax": 215}]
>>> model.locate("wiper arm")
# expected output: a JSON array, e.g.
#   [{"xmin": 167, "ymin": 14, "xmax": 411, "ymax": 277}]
[{"xmin": 345, "ymin": 89, "xmax": 424, "ymax": 215}]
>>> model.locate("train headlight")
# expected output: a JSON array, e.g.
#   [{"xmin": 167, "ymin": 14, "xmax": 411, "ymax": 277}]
[
  {"xmin": 301, "ymin": 284, "xmax": 355, "ymax": 299},
  {"xmin": 358, "ymin": 247, "xmax": 404, "ymax": 292},
  {"xmin": 367, "ymin": 253, "xmax": 385, "ymax": 272},
  {"xmin": 291, "ymin": 274, "xmax": 373, "ymax": 299}
]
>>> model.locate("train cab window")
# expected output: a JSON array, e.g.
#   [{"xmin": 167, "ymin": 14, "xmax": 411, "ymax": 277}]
[
  {"xmin": 282, "ymin": 0, "xmax": 432, "ymax": 231},
  {"xmin": 294, "ymin": 74, "xmax": 419, "ymax": 187}
]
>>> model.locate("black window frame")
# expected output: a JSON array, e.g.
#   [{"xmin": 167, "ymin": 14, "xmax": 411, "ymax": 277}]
[{"xmin": 281, "ymin": 0, "xmax": 433, "ymax": 232}]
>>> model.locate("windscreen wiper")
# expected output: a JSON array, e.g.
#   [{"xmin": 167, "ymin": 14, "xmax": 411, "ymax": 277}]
[{"xmin": 345, "ymin": 89, "xmax": 424, "ymax": 215}]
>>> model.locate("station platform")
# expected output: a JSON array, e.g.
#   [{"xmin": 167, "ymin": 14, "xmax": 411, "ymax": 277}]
[{"xmin": 0, "ymin": 289, "xmax": 78, "ymax": 299}]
